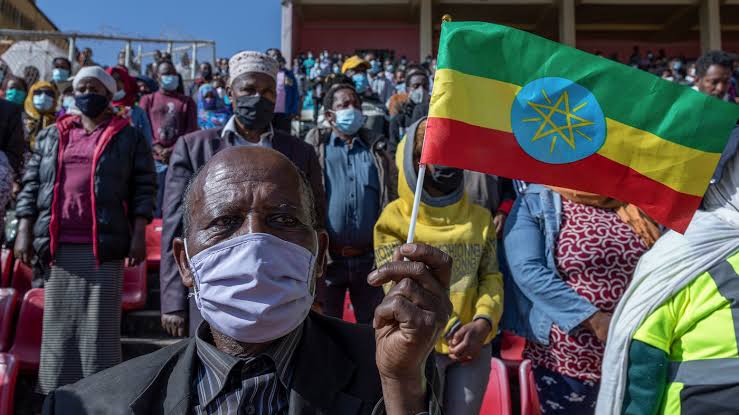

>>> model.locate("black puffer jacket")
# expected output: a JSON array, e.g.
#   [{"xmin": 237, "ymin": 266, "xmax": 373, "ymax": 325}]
[{"xmin": 15, "ymin": 115, "xmax": 156, "ymax": 266}]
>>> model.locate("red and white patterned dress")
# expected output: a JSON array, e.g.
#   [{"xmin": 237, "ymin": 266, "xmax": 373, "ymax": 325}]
[{"xmin": 523, "ymin": 199, "xmax": 648, "ymax": 382}]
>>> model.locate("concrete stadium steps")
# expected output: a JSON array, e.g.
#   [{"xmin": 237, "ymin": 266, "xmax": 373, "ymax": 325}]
[{"xmin": 120, "ymin": 270, "xmax": 185, "ymax": 361}]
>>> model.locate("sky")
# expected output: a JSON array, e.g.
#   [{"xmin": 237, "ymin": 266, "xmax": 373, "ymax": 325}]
[{"xmin": 37, "ymin": 0, "xmax": 282, "ymax": 67}]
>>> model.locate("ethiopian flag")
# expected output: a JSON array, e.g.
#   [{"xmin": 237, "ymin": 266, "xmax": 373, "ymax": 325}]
[{"xmin": 422, "ymin": 21, "xmax": 739, "ymax": 232}]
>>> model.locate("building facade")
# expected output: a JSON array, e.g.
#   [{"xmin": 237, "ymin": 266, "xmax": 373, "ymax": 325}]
[
  {"xmin": 281, "ymin": 0, "xmax": 739, "ymax": 64},
  {"xmin": 0, "ymin": 0, "xmax": 57, "ymax": 31}
]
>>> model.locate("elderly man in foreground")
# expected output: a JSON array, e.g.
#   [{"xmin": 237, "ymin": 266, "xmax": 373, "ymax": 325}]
[{"xmin": 43, "ymin": 146, "xmax": 451, "ymax": 415}]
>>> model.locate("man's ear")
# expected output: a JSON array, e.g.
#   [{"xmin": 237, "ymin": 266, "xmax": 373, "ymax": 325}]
[
  {"xmin": 172, "ymin": 237, "xmax": 194, "ymax": 289},
  {"xmin": 315, "ymin": 229, "xmax": 329, "ymax": 279}
]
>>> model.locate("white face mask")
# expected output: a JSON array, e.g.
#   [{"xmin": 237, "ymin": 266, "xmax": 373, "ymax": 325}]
[{"xmin": 185, "ymin": 232, "xmax": 317, "ymax": 343}]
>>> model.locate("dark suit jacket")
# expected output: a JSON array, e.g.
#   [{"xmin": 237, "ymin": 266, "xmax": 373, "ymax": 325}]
[
  {"xmin": 44, "ymin": 313, "xmax": 392, "ymax": 415},
  {"xmin": 159, "ymin": 127, "xmax": 327, "ymax": 324},
  {"xmin": 0, "ymin": 99, "xmax": 26, "ymax": 174}
]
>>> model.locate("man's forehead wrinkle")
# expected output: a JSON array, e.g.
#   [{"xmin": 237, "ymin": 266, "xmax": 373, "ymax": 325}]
[{"xmin": 205, "ymin": 164, "xmax": 274, "ymax": 184}]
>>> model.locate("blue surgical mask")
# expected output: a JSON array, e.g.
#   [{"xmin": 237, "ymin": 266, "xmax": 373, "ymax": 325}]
[
  {"xmin": 409, "ymin": 86, "xmax": 429, "ymax": 105},
  {"xmin": 32, "ymin": 93, "xmax": 54, "ymax": 112},
  {"xmin": 332, "ymin": 107, "xmax": 364, "ymax": 136},
  {"xmin": 62, "ymin": 95, "xmax": 75, "ymax": 110},
  {"xmin": 160, "ymin": 74, "xmax": 179, "ymax": 91},
  {"xmin": 352, "ymin": 73, "xmax": 369, "ymax": 94},
  {"xmin": 52, "ymin": 68, "xmax": 70, "ymax": 82}
]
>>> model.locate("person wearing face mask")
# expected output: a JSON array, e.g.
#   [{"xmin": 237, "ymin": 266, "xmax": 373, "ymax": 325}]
[
  {"xmin": 56, "ymin": 84, "xmax": 77, "ymax": 118},
  {"xmin": 22, "ymin": 81, "xmax": 58, "ymax": 151},
  {"xmin": 369, "ymin": 60, "xmax": 395, "ymax": 107},
  {"xmin": 14, "ymin": 66, "xmax": 155, "ymax": 394},
  {"xmin": 305, "ymin": 83, "xmax": 396, "ymax": 324},
  {"xmin": 139, "ymin": 60, "xmax": 198, "ymax": 217},
  {"xmin": 44, "ymin": 146, "xmax": 450, "ymax": 414},
  {"xmin": 388, "ymin": 67, "xmax": 430, "ymax": 155},
  {"xmin": 266, "ymin": 48, "xmax": 299, "ymax": 134},
  {"xmin": 196, "ymin": 84, "xmax": 230, "ymax": 129},
  {"xmin": 105, "ymin": 66, "xmax": 153, "ymax": 146},
  {"xmin": 374, "ymin": 117, "xmax": 503, "ymax": 415},
  {"xmin": 2, "ymin": 76, "xmax": 28, "ymax": 107},
  {"xmin": 159, "ymin": 51, "xmax": 326, "ymax": 338},
  {"xmin": 187, "ymin": 62, "xmax": 215, "ymax": 98},
  {"xmin": 303, "ymin": 51, "xmax": 316, "ymax": 76},
  {"xmin": 50, "ymin": 57, "xmax": 73, "ymax": 94},
  {"xmin": 342, "ymin": 56, "xmax": 388, "ymax": 137}
]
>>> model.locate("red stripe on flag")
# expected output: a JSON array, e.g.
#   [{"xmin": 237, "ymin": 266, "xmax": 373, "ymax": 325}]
[{"xmin": 422, "ymin": 117, "xmax": 702, "ymax": 232}]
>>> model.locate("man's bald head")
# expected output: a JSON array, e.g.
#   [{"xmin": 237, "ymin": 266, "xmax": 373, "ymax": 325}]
[{"xmin": 182, "ymin": 146, "xmax": 316, "ymax": 238}]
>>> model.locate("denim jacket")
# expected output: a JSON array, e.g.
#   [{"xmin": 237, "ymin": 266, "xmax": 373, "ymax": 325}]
[{"xmin": 501, "ymin": 184, "xmax": 597, "ymax": 345}]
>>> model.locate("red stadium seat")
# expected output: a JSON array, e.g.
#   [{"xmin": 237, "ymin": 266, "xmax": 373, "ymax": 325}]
[
  {"xmin": 480, "ymin": 357, "xmax": 512, "ymax": 415},
  {"xmin": 501, "ymin": 331, "xmax": 526, "ymax": 362},
  {"xmin": 10, "ymin": 261, "xmax": 32, "ymax": 299},
  {"xmin": 145, "ymin": 219, "xmax": 163, "ymax": 270},
  {"xmin": 122, "ymin": 262, "xmax": 147, "ymax": 311},
  {"xmin": 342, "ymin": 291, "xmax": 356, "ymax": 323},
  {"xmin": 519, "ymin": 359, "xmax": 541, "ymax": 415},
  {"xmin": 9, "ymin": 289, "xmax": 43, "ymax": 372},
  {"xmin": 0, "ymin": 289, "xmax": 18, "ymax": 353},
  {"xmin": 0, "ymin": 353, "xmax": 19, "ymax": 415},
  {"xmin": 0, "ymin": 250, "xmax": 11, "ymax": 288}
]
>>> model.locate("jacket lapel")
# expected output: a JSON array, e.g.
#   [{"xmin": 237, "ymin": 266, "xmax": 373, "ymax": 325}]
[
  {"xmin": 288, "ymin": 314, "xmax": 361, "ymax": 415},
  {"xmin": 129, "ymin": 339, "xmax": 196, "ymax": 415},
  {"xmin": 271, "ymin": 131, "xmax": 291, "ymax": 159}
]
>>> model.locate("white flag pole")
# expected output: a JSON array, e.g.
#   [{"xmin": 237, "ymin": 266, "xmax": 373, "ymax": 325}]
[
  {"xmin": 406, "ymin": 163, "xmax": 427, "ymax": 244},
  {"xmin": 406, "ymin": 13, "xmax": 451, "ymax": 245}
]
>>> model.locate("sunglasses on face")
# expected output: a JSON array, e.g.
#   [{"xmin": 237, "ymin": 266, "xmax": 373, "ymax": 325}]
[{"xmin": 33, "ymin": 90, "xmax": 54, "ymax": 98}]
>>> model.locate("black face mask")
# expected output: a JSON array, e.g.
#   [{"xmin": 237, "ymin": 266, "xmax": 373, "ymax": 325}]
[
  {"xmin": 426, "ymin": 165, "xmax": 463, "ymax": 195},
  {"xmin": 233, "ymin": 95, "xmax": 275, "ymax": 131},
  {"xmin": 75, "ymin": 93, "xmax": 109, "ymax": 118}
]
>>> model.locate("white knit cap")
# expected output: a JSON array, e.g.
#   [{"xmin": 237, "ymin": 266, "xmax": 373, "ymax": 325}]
[
  {"xmin": 72, "ymin": 66, "xmax": 117, "ymax": 95},
  {"xmin": 228, "ymin": 51, "xmax": 278, "ymax": 87}
]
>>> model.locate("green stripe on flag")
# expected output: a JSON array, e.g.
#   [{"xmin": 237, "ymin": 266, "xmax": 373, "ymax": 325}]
[{"xmin": 436, "ymin": 21, "xmax": 739, "ymax": 154}]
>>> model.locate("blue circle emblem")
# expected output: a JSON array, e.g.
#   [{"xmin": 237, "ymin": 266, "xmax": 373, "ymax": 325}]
[{"xmin": 510, "ymin": 77, "xmax": 606, "ymax": 164}]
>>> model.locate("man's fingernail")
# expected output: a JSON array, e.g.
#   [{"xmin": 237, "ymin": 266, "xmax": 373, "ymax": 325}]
[
  {"xmin": 400, "ymin": 244, "xmax": 416, "ymax": 254},
  {"xmin": 367, "ymin": 270, "xmax": 378, "ymax": 282}
]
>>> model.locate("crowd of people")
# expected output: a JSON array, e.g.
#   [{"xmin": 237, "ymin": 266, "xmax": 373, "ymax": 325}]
[{"xmin": 0, "ymin": 41, "xmax": 737, "ymax": 415}]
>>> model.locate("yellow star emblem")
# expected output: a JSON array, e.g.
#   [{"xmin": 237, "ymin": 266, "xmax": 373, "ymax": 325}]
[{"xmin": 523, "ymin": 88, "xmax": 594, "ymax": 153}]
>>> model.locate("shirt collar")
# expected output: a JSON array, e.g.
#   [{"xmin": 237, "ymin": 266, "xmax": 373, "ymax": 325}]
[
  {"xmin": 195, "ymin": 321, "xmax": 303, "ymax": 407},
  {"xmin": 330, "ymin": 130, "xmax": 366, "ymax": 148},
  {"xmin": 221, "ymin": 115, "xmax": 274, "ymax": 146}
]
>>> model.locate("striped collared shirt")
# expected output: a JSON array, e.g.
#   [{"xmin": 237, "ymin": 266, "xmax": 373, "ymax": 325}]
[{"xmin": 192, "ymin": 321, "xmax": 303, "ymax": 415}]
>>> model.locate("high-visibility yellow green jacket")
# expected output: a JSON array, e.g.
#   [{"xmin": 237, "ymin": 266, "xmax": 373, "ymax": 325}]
[{"xmin": 623, "ymin": 250, "xmax": 739, "ymax": 414}]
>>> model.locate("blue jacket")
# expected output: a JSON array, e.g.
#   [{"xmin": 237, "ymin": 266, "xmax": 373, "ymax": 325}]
[
  {"xmin": 130, "ymin": 105, "xmax": 153, "ymax": 146},
  {"xmin": 501, "ymin": 184, "xmax": 597, "ymax": 344},
  {"xmin": 280, "ymin": 69, "xmax": 300, "ymax": 115}
]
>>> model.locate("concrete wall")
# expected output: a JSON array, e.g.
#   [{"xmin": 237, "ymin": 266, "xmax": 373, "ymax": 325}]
[{"xmin": 297, "ymin": 20, "xmax": 420, "ymax": 59}]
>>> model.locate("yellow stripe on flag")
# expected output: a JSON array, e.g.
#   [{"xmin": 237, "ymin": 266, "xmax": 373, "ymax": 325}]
[
  {"xmin": 600, "ymin": 119, "xmax": 718, "ymax": 196},
  {"xmin": 430, "ymin": 68, "xmax": 718, "ymax": 197},
  {"xmin": 430, "ymin": 68, "xmax": 519, "ymax": 133}
]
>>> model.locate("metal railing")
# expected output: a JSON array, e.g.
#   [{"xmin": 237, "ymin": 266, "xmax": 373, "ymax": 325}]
[{"xmin": 0, "ymin": 29, "xmax": 217, "ymax": 79}]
